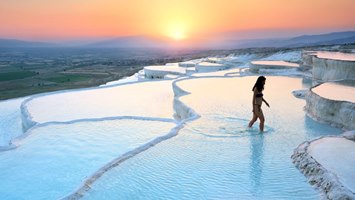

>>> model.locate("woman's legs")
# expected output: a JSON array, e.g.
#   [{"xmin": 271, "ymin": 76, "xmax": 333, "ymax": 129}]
[
  {"xmin": 248, "ymin": 113, "xmax": 258, "ymax": 127},
  {"xmin": 259, "ymin": 111, "xmax": 265, "ymax": 132},
  {"xmin": 249, "ymin": 105, "xmax": 265, "ymax": 132}
]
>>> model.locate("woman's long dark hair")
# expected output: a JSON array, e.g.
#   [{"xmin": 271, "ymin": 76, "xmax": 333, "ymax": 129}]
[{"xmin": 252, "ymin": 76, "xmax": 266, "ymax": 92}]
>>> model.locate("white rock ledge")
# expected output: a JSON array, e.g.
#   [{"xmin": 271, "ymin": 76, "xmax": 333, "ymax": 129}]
[
  {"xmin": 195, "ymin": 62, "xmax": 228, "ymax": 72},
  {"xmin": 179, "ymin": 61, "xmax": 196, "ymax": 68},
  {"xmin": 292, "ymin": 89, "xmax": 307, "ymax": 99},
  {"xmin": 305, "ymin": 81, "xmax": 355, "ymax": 130},
  {"xmin": 20, "ymin": 98, "xmax": 38, "ymax": 132},
  {"xmin": 172, "ymin": 78, "xmax": 200, "ymax": 121},
  {"xmin": 291, "ymin": 134, "xmax": 355, "ymax": 200},
  {"xmin": 300, "ymin": 51, "xmax": 316, "ymax": 71},
  {"xmin": 343, "ymin": 130, "xmax": 355, "ymax": 140},
  {"xmin": 250, "ymin": 60, "xmax": 299, "ymax": 73},
  {"xmin": 311, "ymin": 52, "xmax": 355, "ymax": 82},
  {"xmin": 144, "ymin": 65, "xmax": 186, "ymax": 79}
]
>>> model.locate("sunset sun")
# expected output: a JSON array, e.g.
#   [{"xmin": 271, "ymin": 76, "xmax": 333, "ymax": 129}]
[
  {"xmin": 171, "ymin": 31, "xmax": 185, "ymax": 40},
  {"xmin": 167, "ymin": 24, "xmax": 187, "ymax": 40}
]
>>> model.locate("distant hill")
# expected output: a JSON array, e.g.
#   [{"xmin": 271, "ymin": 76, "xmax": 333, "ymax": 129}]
[
  {"xmin": 0, "ymin": 39, "xmax": 54, "ymax": 48},
  {"xmin": 1, "ymin": 31, "xmax": 355, "ymax": 49},
  {"xmin": 319, "ymin": 35, "xmax": 355, "ymax": 45},
  {"xmin": 86, "ymin": 36, "xmax": 168, "ymax": 48},
  {"xmin": 232, "ymin": 31, "xmax": 355, "ymax": 49},
  {"xmin": 286, "ymin": 31, "xmax": 355, "ymax": 44}
]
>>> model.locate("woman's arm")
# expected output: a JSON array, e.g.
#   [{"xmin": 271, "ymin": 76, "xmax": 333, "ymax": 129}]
[
  {"xmin": 252, "ymin": 88, "xmax": 257, "ymax": 112},
  {"xmin": 252, "ymin": 88, "xmax": 257, "ymax": 105},
  {"xmin": 262, "ymin": 98, "xmax": 270, "ymax": 107}
]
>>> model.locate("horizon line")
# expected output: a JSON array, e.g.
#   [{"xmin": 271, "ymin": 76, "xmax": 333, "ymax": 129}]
[{"xmin": 1, "ymin": 29, "xmax": 355, "ymax": 43}]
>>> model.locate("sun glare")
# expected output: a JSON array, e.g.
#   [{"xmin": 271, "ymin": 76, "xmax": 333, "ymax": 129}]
[
  {"xmin": 172, "ymin": 31, "xmax": 185, "ymax": 40},
  {"xmin": 167, "ymin": 23, "xmax": 187, "ymax": 41}
]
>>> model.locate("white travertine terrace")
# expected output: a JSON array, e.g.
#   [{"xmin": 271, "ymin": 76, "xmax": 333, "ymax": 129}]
[
  {"xmin": 163, "ymin": 74, "xmax": 181, "ymax": 80},
  {"xmin": 179, "ymin": 61, "xmax": 196, "ymax": 67},
  {"xmin": 305, "ymin": 81, "xmax": 355, "ymax": 130},
  {"xmin": 185, "ymin": 67, "xmax": 196, "ymax": 74},
  {"xmin": 299, "ymin": 51, "xmax": 355, "ymax": 199},
  {"xmin": 21, "ymin": 81, "xmax": 175, "ymax": 131},
  {"xmin": 144, "ymin": 65, "xmax": 186, "ymax": 79},
  {"xmin": 292, "ymin": 135, "xmax": 355, "ymax": 200},
  {"xmin": 308, "ymin": 51, "xmax": 355, "ymax": 82},
  {"xmin": 300, "ymin": 51, "xmax": 316, "ymax": 71},
  {"xmin": 308, "ymin": 137, "xmax": 355, "ymax": 192},
  {"xmin": 207, "ymin": 56, "xmax": 243, "ymax": 65},
  {"xmin": 195, "ymin": 62, "xmax": 227, "ymax": 72},
  {"xmin": 207, "ymin": 57, "xmax": 220, "ymax": 63},
  {"xmin": 303, "ymin": 51, "xmax": 355, "ymax": 129},
  {"xmin": 165, "ymin": 63, "xmax": 179, "ymax": 66},
  {"xmin": 312, "ymin": 82, "xmax": 355, "ymax": 103},
  {"xmin": 315, "ymin": 52, "xmax": 355, "ymax": 61},
  {"xmin": 250, "ymin": 60, "xmax": 299, "ymax": 73},
  {"xmin": 251, "ymin": 60, "xmax": 299, "ymax": 67},
  {"xmin": 192, "ymin": 68, "xmax": 240, "ymax": 77}
]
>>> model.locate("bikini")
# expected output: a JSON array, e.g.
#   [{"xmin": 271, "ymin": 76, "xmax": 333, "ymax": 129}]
[{"xmin": 253, "ymin": 92, "xmax": 263, "ymax": 112}]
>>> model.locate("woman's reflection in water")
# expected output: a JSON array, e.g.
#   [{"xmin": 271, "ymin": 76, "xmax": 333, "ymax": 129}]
[{"xmin": 249, "ymin": 133, "xmax": 265, "ymax": 195}]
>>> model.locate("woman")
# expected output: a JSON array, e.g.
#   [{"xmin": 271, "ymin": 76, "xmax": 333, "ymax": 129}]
[{"xmin": 248, "ymin": 76, "xmax": 270, "ymax": 132}]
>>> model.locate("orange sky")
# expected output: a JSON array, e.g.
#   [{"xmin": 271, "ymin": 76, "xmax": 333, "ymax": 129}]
[{"xmin": 0, "ymin": 0, "xmax": 354, "ymax": 41}]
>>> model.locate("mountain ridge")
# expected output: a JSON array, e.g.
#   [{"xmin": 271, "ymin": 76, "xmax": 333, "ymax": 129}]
[{"xmin": 1, "ymin": 31, "xmax": 354, "ymax": 49}]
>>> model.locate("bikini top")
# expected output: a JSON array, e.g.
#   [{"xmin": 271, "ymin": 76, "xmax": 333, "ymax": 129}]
[{"xmin": 256, "ymin": 93, "xmax": 263, "ymax": 98}]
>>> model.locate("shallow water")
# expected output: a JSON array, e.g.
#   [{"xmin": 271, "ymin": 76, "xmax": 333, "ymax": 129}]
[
  {"xmin": 315, "ymin": 51, "xmax": 355, "ymax": 61},
  {"xmin": 83, "ymin": 76, "xmax": 342, "ymax": 200},
  {"xmin": 0, "ymin": 119, "xmax": 176, "ymax": 199},
  {"xmin": 312, "ymin": 81, "xmax": 355, "ymax": 103},
  {"xmin": 25, "ymin": 80, "xmax": 174, "ymax": 124}
]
